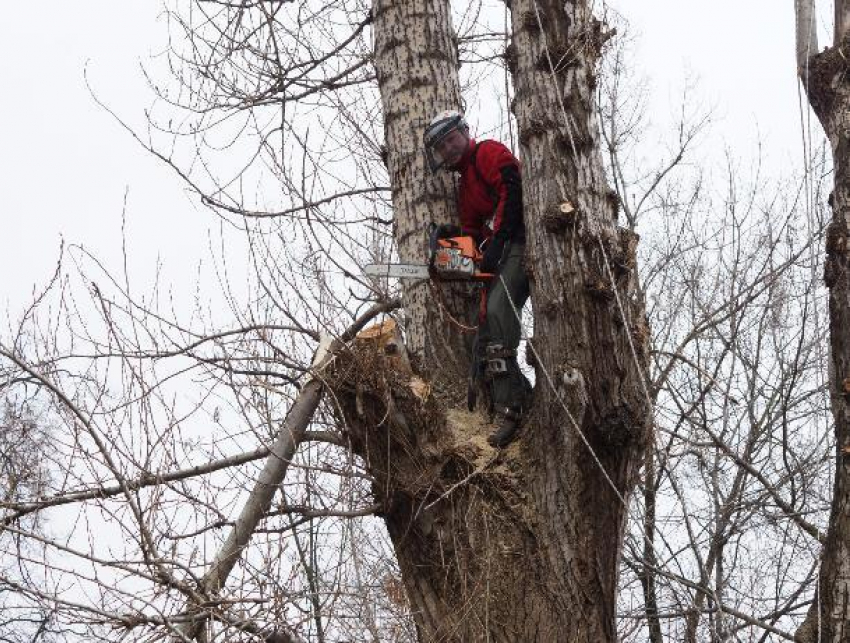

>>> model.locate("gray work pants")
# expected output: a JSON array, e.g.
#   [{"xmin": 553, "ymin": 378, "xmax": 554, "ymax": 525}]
[{"xmin": 478, "ymin": 242, "xmax": 530, "ymax": 412}]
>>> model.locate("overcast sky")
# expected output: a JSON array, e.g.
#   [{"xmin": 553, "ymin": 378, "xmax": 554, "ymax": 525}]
[
  {"xmin": 0, "ymin": 3, "xmax": 198, "ymax": 315},
  {"xmin": 0, "ymin": 1, "xmax": 830, "ymax": 317}
]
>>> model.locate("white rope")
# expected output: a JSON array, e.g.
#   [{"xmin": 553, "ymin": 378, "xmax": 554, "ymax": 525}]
[{"xmin": 498, "ymin": 273, "xmax": 628, "ymax": 505}]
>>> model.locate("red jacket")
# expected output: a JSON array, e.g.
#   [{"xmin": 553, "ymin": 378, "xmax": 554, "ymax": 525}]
[{"xmin": 456, "ymin": 139, "xmax": 525, "ymax": 243}]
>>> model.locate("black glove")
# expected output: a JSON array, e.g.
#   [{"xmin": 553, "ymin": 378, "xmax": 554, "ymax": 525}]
[
  {"xmin": 480, "ymin": 234, "xmax": 508, "ymax": 273},
  {"xmin": 434, "ymin": 223, "xmax": 462, "ymax": 239},
  {"xmin": 429, "ymin": 223, "xmax": 463, "ymax": 264}
]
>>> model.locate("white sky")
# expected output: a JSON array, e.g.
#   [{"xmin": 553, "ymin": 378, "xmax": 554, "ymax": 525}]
[
  {"xmin": 620, "ymin": 0, "xmax": 822, "ymax": 169},
  {"xmin": 0, "ymin": 1, "xmax": 831, "ymax": 316},
  {"xmin": 0, "ymin": 3, "xmax": 201, "ymax": 315}
]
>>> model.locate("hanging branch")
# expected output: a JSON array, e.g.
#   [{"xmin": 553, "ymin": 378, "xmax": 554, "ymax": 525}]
[{"xmin": 174, "ymin": 298, "xmax": 399, "ymax": 641}]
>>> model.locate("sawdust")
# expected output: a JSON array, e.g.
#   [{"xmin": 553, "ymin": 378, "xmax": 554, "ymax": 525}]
[
  {"xmin": 341, "ymin": 324, "xmax": 531, "ymax": 505},
  {"xmin": 443, "ymin": 407, "xmax": 527, "ymax": 479},
  {"xmin": 408, "ymin": 376, "xmax": 431, "ymax": 401}
]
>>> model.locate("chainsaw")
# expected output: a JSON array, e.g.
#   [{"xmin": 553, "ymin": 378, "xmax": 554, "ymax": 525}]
[
  {"xmin": 364, "ymin": 224, "xmax": 494, "ymax": 282},
  {"xmin": 366, "ymin": 224, "xmax": 494, "ymax": 412}
]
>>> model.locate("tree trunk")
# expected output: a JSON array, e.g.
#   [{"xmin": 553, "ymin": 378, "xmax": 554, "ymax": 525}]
[
  {"xmin": 336, "ymin": 1, "xmax": 652, "ymax": 641},
  {"xmin": 797, "ymin": 0, "xmax": 819, "ymax": 77},
  {"xmin": 795, "ymin": 1, "xmax": 850, "ymax": 640},
  {"xmin": 372, "ymin": 0, "xmax": 470, "ymax": 385},
  {"xmin": 507, "ymin": 0, "xmax": 651, "ymax": 639}
]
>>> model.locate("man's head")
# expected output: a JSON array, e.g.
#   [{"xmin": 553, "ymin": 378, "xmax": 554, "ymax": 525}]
[{"xmin": 423, "ymin": 110, "xmax": 471, "ymax": 172}]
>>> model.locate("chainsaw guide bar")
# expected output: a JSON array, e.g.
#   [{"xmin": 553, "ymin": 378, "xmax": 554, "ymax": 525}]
[{"xmin": 364, "ymin": 263, "xmax": 430, "ymax": 280}]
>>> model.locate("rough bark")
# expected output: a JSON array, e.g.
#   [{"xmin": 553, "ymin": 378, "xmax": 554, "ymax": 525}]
[
  {"xmin": 795, "ymin": 2, "xmax": 850, "ymax": 640},
  {"xmin": 372, "ymin": 0, "xmax": 471, "ymax": 384},
  {"xmin": 508, "ymin": 0, "xmax": 651, "ymax": 639},
  {"xmin": 334, "ymin": 1, "xmax": 651, "ymax": 641},
  {"xmin": 331, "ymin": 357, "xmax": 549, "ymax": 641}
]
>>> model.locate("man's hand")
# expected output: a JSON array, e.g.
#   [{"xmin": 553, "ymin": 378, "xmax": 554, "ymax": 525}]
[
  {"xmin": 480, "ymin": 234, "xmax": 508, "ymax": 273},
  {"xmin": 434, "ymin": 223, "xmax": 462, "ymax": 239}
]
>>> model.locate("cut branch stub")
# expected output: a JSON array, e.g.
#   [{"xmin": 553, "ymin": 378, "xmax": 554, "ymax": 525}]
[
  {"xmin": 542, "ymin": 200, "xmax": 578, "ymax": 233},
  {"xmin": 355, "ymin": 318, "xmax": 411, "ymax": 374}
]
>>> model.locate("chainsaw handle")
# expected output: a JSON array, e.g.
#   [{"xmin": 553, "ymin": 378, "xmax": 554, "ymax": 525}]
[{"xmin": 428, "ymin": 223, "xmax": 462, "ymax": 267}]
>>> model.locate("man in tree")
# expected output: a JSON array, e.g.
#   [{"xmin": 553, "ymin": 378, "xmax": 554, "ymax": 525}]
[{"xmin": 423, "ymin": 109, "xmax": 531, "ymax": 447}]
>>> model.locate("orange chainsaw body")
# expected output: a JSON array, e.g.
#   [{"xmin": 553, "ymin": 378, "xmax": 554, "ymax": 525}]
[{"xmin": 431, "ymin": 235, "xmax": 491, "ymax": 281}]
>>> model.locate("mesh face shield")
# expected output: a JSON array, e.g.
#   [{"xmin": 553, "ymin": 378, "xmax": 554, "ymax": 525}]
[{"xmin": 423, "ymin": 111, "xmax": 469, "ymax": 172}]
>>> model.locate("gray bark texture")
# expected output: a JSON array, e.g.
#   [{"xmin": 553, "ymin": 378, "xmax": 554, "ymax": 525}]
[
  {"xmin": 795, "ymin": 1, "xmax": 850, "ymax": 641},
  {"xmin": 329, "ymin": 1, "xmax": 651, "ymax": 641},
  {"xmin": 372, "ymin": 0, "xmax": 472, "ymax": 383}
]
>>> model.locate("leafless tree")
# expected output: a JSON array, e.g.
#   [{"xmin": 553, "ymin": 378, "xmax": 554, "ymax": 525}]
[
  {"xmin": 794, "ymin": 0, "xmax": 850, "ymax": 640},
  {"xmin": 1, "ymin": 1, "xmax": 845, "ymax": 642}
]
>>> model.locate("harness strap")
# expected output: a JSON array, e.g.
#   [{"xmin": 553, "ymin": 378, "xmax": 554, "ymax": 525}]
[{"xmin": 484, "ymin": 345, "xmax": 517, "ymax": 359}]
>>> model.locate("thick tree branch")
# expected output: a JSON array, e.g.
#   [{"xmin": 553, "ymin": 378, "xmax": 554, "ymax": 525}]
[
  {"xmin": 796, "ymin": 0, "xmax": 820, "ymax": 83},
  {"xmin": 174, "ymin": 298, "xmax": 399, "ymax": 640}
]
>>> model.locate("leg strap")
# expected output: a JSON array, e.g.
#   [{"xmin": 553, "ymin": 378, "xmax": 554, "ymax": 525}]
[{"xmin": 483, "ymin": 343, "xmax": 517, "ymax": 377}]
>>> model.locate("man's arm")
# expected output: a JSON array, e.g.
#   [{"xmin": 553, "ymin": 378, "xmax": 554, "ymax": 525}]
[{"xmin": 477, "ymin": 141, "xmax": 523, "ymax": 272}]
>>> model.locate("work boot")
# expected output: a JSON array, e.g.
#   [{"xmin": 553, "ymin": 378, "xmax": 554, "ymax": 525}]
[{"xmin": 488, "ymin": 407, "xmax": 522, "ymax": 448}]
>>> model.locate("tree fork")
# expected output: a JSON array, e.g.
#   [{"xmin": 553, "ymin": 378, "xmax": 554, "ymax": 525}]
[
  {"xmin": 348, "ymin": 0, "xmax": 653, "ymax": 642},
  {"xmin": 330, "ymin": 334, "xmax": 570, "ymax": 642}
]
